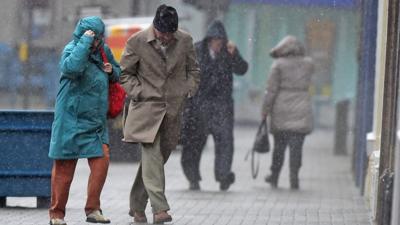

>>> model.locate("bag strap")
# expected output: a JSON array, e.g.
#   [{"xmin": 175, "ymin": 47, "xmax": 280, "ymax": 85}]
[
  {"xmin": 99, "ymin": 47, "xmax": 116, "ymax": 84},
  {"xmin": 245, "ymin": 119, "xmax": 267, "ymax": 179},
  {"xmin": 257, "ymin": 119, "xmax": 267, "ymax": 134},
  {"xmin": 99, "ymin": 47, "xmax": 109, "ymax": 64},
  {"xmin": 244, "ymin": 122, "xmax": 265, "ymax": 160},
  {"xmin": 244, "ymin": 146, "xmax": 259, "ymax": 179},
  {"xmin": 251, "ymin": 147, "xmax": 260, "ymax": 179}
]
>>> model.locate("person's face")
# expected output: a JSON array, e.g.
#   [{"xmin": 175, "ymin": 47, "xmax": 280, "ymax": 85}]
[
  {"xmin": 93, "ymin": 35, "xmax": 103, "ymax": 48},
  {"xmin": 154, "ymin": 28, "xmax": 174, "ymax": 45},
  {"xmin": 209, "ymin": 38, "xmax": 224, "ymax": 53},
  {"xmin": 89, "ymin": 35, "xmax": 103, "ymax": 53}
]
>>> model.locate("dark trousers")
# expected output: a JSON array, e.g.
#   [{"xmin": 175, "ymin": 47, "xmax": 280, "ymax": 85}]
[
  {"xmin": 270, "ymin": 132, "xmax": 306, "ymax": 182},
  {"xmin": 181, "ymin": 100, "xmax": 234, "ymax": 183}
]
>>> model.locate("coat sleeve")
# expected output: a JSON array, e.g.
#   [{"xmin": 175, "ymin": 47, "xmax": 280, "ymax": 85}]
[
  {"xmin": 104, "ymin": 45, "xmax": 121, "ymax": 82},
  {"xmin": 262, "ymin": 61, "xmax": 280, "ymax": 115},
  {"xmin": 186, "ymin": 36, "xmax": 200, "ymax": 97},
  {"xmin": 231, "ymin": 48, "xmax": 248, "ymax": 75},
  {"xmin": 60, "ymin": 35, "xmax": 93, "ymax": 77},
  {"xmin": 119, "ymin": 37, "xmax": 140, "ymax": 96}
]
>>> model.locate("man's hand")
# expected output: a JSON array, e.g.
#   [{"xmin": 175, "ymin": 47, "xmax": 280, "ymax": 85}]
[
  {"xmin": 103, "ymin": 63, "xmax": 113, "ymax": 74},
  {"xmin": 84, "ymin": 30, "xmax": 95, "ymax": 37},
  {"xmin": 227, "ymin": 41, "xmax": 236, "ymax": 55}
]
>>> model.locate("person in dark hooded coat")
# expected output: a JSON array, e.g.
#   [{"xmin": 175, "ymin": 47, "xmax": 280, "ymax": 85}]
[{"xmin": 180, "ymin": 20, "xmax": 248, "ymax": 191}]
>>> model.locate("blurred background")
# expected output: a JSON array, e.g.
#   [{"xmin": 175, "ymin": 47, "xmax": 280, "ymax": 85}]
[
  {"xmin": 0, "ymin": 0, "xmax": 359, "ymax": 129},
  {"xmin": 0, "ymin": 0, "xmax": 364, "ymax": 191}
]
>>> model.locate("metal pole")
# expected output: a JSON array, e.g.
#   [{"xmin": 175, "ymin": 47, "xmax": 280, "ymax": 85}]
[
  {"xmin": 376, "ymin": 0, "xmax": 400, "ymax": 224},
  {"xmin": 389, "ymin": 2, "xmax": 400, "ymax": 225},
  {"xmin": 334, "ymin": 99, "xmax": 349, "ymax": 155},
  {"xmin": 392, "ymin": 131, "xmax": 400, "ymax": 225}
]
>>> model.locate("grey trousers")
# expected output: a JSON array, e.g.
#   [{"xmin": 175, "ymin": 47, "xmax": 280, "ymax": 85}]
[{"xmin": 129, "ymin": 133, "xmax": 171, "ymax": 214}]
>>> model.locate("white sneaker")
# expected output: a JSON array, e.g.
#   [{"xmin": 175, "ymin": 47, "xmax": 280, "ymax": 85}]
[
  {"xmin": 49, "ymin": 218, "xmax": 67, "ymax": 225},
  {"xmin": 86, "ymin": 210, "xmax": 111, "ymax": 224}
]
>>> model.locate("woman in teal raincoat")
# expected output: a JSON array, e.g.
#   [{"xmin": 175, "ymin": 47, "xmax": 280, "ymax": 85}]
[{"xmin": 48, "ymin": 16, "xmax": 120, "ymax": 225}]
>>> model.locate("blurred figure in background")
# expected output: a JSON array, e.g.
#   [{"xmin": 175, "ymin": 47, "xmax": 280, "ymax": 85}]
[
  {"xmin": 180, "ymin": 20, "xmax": 248, "ymax": 191},
  {"xmin": 48, "ymin": 16, "xmax": 121, "ymax": 225},
  {"xmin": 261, "ymin": 35, "xmax": 314, "ymax": 190},
  {"xmin": 120, "ymin": 4, "xmax": 200, "ymax": 224}
]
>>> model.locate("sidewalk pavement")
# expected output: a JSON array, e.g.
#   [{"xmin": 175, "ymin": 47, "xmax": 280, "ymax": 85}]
[{"xmin": 0, "ymin": 126, "xmax": 372, "ymax": 225}]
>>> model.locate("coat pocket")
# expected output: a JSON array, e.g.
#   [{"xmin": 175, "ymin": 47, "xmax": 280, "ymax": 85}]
[
  {"xmin": 125, "ymin": 76, "xmax": 143, "ymax": 102},
  {"xmin": 76, "ymin": 95, "xmax": 102, "ymax": 126},
  {"xmin": 122, "ymin": 101, "xmax": 167, "ymax": 143}
]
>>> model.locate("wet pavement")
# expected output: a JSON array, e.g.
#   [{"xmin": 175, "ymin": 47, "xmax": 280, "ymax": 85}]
[{"xmin": 0, "ymin": 126, "xmax": 372, "ymax": 225}]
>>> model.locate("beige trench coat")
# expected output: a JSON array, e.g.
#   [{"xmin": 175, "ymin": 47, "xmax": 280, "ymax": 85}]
[{"xmin": 120, "ymin": 25, "xmax": 200, "ymax": 149}]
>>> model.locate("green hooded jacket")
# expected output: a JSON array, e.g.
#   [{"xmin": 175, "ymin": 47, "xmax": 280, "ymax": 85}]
[{"xmin": 49, "ymin": 16, "xmax": 121, "ymax": 159}]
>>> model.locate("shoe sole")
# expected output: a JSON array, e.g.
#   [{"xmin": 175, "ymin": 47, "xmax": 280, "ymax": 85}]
[
  {"xmin": 49, "ymin": 220, "xmax": 67, "ymax": 225},
  {"xmin": 153, "ymin": 217, "xmax": 172, "ymax": 224},
  {"xmin": 86, "ymin": 218, "xmax": 111, "ymax": 224},
  {"xmin": 134, "ymin": 218, "xmax": 148, "ymax": 223}
]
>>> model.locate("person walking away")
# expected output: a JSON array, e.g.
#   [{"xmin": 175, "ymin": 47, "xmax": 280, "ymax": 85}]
[
  {"xmin": 119, "ymin": 4, "xmax": 200, "ymax": 224},
  {"xmin": 180, "ymin": 20, "xmax": 248, "ymax": 191},
  {"xmin": 48, "ymin": 16, "xmax": 121, "ymax": 225},
  {"xmin": 261, "ymin": 35, "xmax": 314, "ymax": 190}
]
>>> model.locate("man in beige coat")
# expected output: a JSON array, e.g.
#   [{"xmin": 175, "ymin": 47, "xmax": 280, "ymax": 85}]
[{"xmin": 119, "ymin": 4, "xmax": 200, "ymax": 224}]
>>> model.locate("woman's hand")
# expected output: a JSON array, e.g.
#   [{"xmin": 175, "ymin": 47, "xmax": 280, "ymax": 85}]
[
  {"xmin": 103, "ymin": 63, "xmax": 113, "ymax": 74},
  {"xmin": 84, "ymin": 30, "xmax": 95, "ymax": 37}
]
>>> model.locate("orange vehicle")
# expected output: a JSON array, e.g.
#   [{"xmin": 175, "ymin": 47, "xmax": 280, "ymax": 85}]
[{"xmin": 104, "ymin": 17, "xmax": 153, "ymax": 61}]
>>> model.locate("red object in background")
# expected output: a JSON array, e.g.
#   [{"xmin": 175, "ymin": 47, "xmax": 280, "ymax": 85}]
[{"xmin": 99, "ymin": 47, "xmax": 126, "ymax": 118}]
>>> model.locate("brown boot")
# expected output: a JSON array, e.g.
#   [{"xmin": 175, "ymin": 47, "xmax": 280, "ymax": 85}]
[
  {"xmin": 133, "ymin": 211, "xmax": 147, "ymax": 223},
  {"xmin": 153, "ymin": 211, "xmax": 172, "ymax": 224}
]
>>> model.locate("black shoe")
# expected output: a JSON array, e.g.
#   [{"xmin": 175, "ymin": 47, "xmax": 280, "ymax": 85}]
[
  {"xmin": 189, "ymin": 181, "xmax": 200, "ymax": 190},
  {"xmin": 290, "ymin": 178, "xmax": 299, "ymax": 190},
  {"xmin": 290, "ymin": 172, "xmax": 299, "ymax": 190},
  {"xmin": 265, "ymin": 174, "xmax": 278, "ymax": 188},
  {"xmin": 220, "ymin": 173, "xmax": 235, "ymax": 191}
]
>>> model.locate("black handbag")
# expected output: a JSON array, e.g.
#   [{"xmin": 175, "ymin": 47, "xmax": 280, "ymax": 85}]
[
  {"xmin": 245, "ymin": 119, "xmax": 270, "ymax": 179},
  {"xmin": 253, "ymin": 119, "xmax": 270, "ymax": 153}
]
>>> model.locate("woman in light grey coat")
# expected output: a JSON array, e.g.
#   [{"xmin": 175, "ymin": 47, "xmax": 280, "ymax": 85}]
[{"xmin": 261, "ymin": 36, "xmax": 314, "ymax": 189}]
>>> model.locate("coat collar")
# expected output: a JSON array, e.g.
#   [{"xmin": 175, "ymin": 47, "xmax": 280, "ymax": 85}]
[{"xmin": 145, "ymin": 25, "xmax": 179, "ymax": 43}]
